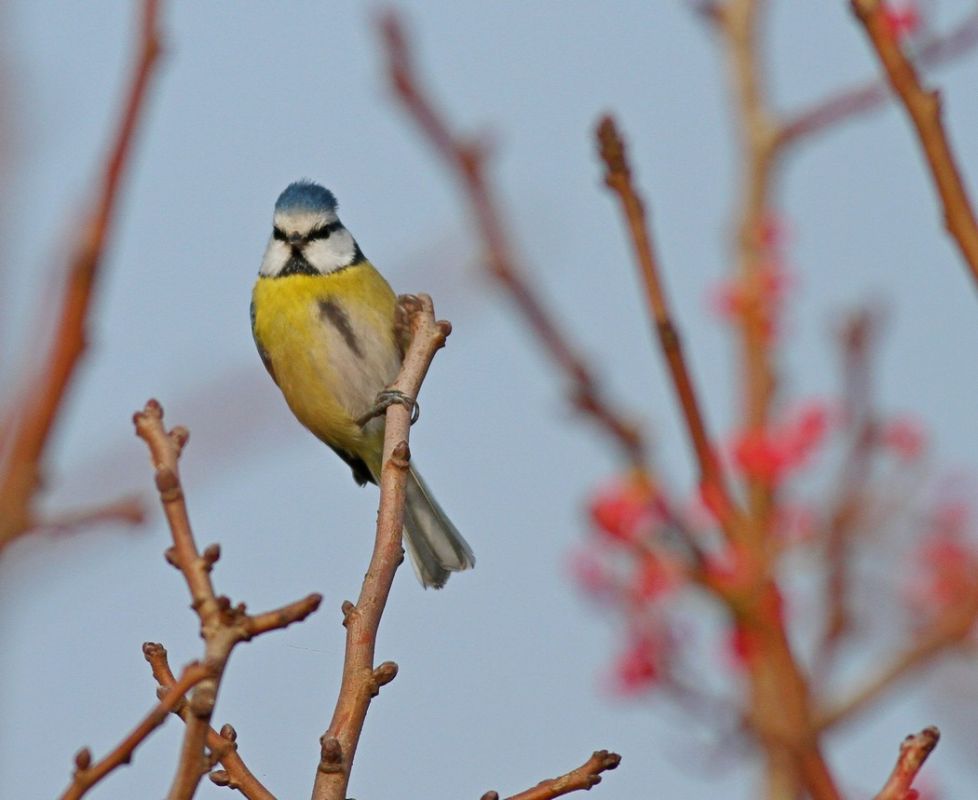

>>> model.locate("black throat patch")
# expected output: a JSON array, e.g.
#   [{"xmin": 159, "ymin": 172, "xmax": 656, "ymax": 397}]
[{"xmin": 278, "ymin": 250, "xmax": 319, "ymax": 278}]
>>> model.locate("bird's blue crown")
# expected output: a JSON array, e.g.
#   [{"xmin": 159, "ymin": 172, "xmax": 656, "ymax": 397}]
[{"xmin": 275, "ymin": 181, "xmax": 338, "ymax": 214}]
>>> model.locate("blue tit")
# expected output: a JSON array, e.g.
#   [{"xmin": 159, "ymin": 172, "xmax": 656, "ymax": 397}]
[{"xmin": 250, "ymin": 180, "xmax": 475, "ymax": 588}]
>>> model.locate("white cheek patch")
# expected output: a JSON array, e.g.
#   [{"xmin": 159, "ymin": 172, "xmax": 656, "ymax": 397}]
[
  {"xmin": 258, "ymin": 240, "xmax": 292, "ymax": 276},
  {"xmin": 304, "ymin": 230, "xmax": 357, "ymax": 274}
]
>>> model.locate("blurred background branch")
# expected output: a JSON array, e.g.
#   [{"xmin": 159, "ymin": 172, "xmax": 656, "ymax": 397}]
[{"xmin": 0, "ymin": 0, "xmax": 161, "ymax": 553}]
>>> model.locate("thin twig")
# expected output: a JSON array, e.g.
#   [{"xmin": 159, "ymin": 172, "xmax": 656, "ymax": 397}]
[
  {"xmin": 595, "ymin": 115, "xmax": 742, "ymax": 540},
  {"xmin": 134, "ymin": 400, "xmax": 321, "ymax": 800},
  {"xmin": 310, "ymin": 294, "xmax": 450, "ymax": 800},
  {"xmin": 872, "ymin": 726, "xmax": 940, "ymax": 800},
  {"xmin": 31, "ymin": 494, "xmax": 146, "ymax": 535},
  {"xmin": 481, "ymin": 751, "xmax": 622, "ymax": 800},
  {"xmin": 0, "ymin": 0, "xmax": 162, "ymax": 551},
  {"xmin": 813, "ymin": 308, "xmax": 880, "ymax": 686},
  {"xmin": 719, "ymin": 0, "xmax": 780, "ymax": 448},
  {"xmin": 817, "ymin": 600, "xmax": 978, "ymax": 731},
  {"xmin": 59, "ymin": 661, "xmax": 212, "ymax": 800},
  {"xmin": 143, "ymin": 643, "xmax": 277, "ymax": 800},
  {"xmin": 378, "ymin": 12, "xmax": 646, "ymax": 471},
  {"xmin": 778, "ymin": 8, "xmax": 978, "ymax": 146},
  {"xmin": 851, "ymin": 0, "xmax": 978, "ymax": 287}
]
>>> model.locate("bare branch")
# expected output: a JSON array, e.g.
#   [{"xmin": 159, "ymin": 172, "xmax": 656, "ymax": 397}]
[
  {"xmin": 0, "ymin": 0, "xmax": 162, "ymax": 551},
  {"xmin": 779, "ymin": 8, "xmax": 978, "ymax": 146},
  {"xmin": 817, "ymin": 600, "xmax": 978, "ymax": 731},
  {"xmin": 310, "ymin": 294, "xmax": 450, "ymax": 800},
  {"xmin": 813, "ymin": 308, "xmax": 881, "ymax": 685},
  {"xmin": 59, "ymin": 660, "xmax": 212, "ymax": 800},
  {"xmin": 143, "ymin": 643, "xmax": 277, "ymax": 800},
  {"xmin": 851, "ymin": 0, "xmax": 978, "ymax": 288},
  {"xmin": 692, "ymin": 7, "xmax": 846, "ymax": 798},
  {"xmin": 596, "ymin": 115, "xmax": 742, "ymax": 542},
  {"xmin": 873, "ymin": 727, "xmax": 940, "ymax": 800},
  {"xmin": 31, "ymin": 494, "xmax": 146, "ymax": 535},
  {"xmin": 378, "ymin": 11, "xmax": 646, "ymax": 471},
  {"xmin": 482, "ymin": 751, "xmax": 622, "ymax": 800},
  {"xmin": 134, "ymin": 399, "xmax": 321, "ymax": 800}
]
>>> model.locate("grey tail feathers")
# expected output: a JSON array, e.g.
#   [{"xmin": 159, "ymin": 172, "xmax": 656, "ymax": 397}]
[{"xmin": 402, "ymin": 466, "xmax": 475, "ymax": 589}]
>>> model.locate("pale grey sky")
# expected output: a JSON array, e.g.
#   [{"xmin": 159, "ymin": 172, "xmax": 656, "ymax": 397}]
[{"xmin": 3, "ymin": 2, "xmax": 978, "ymax": 798}]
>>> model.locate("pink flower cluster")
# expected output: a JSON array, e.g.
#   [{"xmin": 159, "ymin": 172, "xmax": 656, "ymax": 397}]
[
  {"xmin": 573, "ymin": 476, "xmax": 690, "ymax": 693},
  {"xmin": 709, "ymin": 213, "xmax": 791, "ymax": 341},
  {"xmin": 910, "ymin": 501, "xmax": 978, "ymax": 618},
  {"xmin": 731, "ymin": 402, "xmax": 829, "ymax": 486}
]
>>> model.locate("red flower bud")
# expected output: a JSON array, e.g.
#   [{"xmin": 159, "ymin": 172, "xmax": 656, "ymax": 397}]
[{"xmin": 589, "ymin": 477, "xmax": 658, "ymax": 544}]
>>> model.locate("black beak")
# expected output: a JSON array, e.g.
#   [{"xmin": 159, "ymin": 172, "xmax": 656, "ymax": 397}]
[{"xmin": 288, "ymin": 232, "xmax": 303, "ymax": 246}]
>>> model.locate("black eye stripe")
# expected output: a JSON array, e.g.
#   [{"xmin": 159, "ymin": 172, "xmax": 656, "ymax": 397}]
[
  {"xmin": 272, "ymin": 220, "xmax": 343, "ymax": 243},
  {"xmin": 307, "ymin": 221, "xmax": 343, "ymax": 241}
]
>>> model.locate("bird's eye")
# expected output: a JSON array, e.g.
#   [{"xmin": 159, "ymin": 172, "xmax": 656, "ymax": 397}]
[
  {"xmin": 307, "ymin": 226, "xmax": 332, "ymax": 241},
  {"xmin": 272, "ymin": 227, "xmax": 287, "ymax": 241}
]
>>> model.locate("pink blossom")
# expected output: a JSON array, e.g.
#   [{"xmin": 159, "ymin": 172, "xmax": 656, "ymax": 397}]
[
  {"xmin": 880, "ymin": 417, "xmax": 926, "ymax": 461},
  {"xmin": 568, "ymin": 548, "xmax": 615, "ymax": 599},
  {"xmin": 727, "ymin": 623, "xmax": 757, "ymax": 670},
  {"xmin": 630, "ymin": 553, "xmax": 683, "ymax": 603},
  {"xmin": 611, "ymin": 633, "xmax": 662, "ymax": 694},
  {"xmin": 588, "ymin": 476, "xmax": 658, "ymax": 544},
  {"xmin": 908, "ymin": 502, "xmax": 978, "ymax": 620},
  {"xmin": 731, "ymin": 402, "xmax": 829, "ymax": 486},
  {"xmin": 883, "ymin": 2, "xmax": 920, "ymax": 40}
]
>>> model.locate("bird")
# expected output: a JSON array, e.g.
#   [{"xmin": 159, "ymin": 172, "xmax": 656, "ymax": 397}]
[{"xmin": 250, "ymin": 180, "xmax": 475, "ymax": 588}]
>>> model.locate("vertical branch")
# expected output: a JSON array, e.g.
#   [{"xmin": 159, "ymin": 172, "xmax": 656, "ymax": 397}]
[
  {"xmin": 595, "ymin": 116, "xmax": 741, "ymax": 538},
  {"xmin": 813, "ymin": 309, "xmax": 880, "ymax": 684},
  {"xmin": 310, "ymin": 294, "xmax": 451, "ymax": 800},
  {"xmin": 720, "ymin": 0, "xmax": 780, "ymax": 447},
  {"xmin": 851, "ymin": 0, "xmax": 978, "ymax": 287},
  {"xmin": 0, "ymin": 0, "xmax": 162, "ymax": 550}
]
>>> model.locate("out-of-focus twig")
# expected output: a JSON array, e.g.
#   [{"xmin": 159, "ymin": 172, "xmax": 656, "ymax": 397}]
[
  {"xmin": 480, "ymin": 751, "xmax": 622, "ymax": 800},
  {"xmin": 0, "ymin": 0, "xmax": 162, "ymax": 551},
  {"xmin": 817, "ymin": 597, "xmax": 978, "ymax": 731},
  {"xmin": 718, "ymin": 0, "xmax": 779, "ymax": 446},
  {"xmin": 851, "ymin": 0, "xmax": 978, "ymax": 288},
  {"xmin": 713, "ymin": 5, "xmax": 843, "ymax": 799},
  {"xmin": 872, "ymin": 726, "xmax": 940, "ymax": 800},
  {"xmin": 778, "ymin": 7, "xmax": 978, "ymax": 146},
  {"xmin": 143, "ymin": 643, "xmax": 276, "ymax": 800},
  {"xmin": 58, "ymin": 660, "xmax": 212, "ymax": 800},
  {"xmin": 378, "ymin": 11, "xmax": 646, "ymax": 471},
  {"xmin": 813, "ymin": 309, "xmax": 880, "ymax": 685},
  {"xmin": 310, "ymin": 294, "xmax": 448, "ymax": 800},
  {"xmin": 596, "ymin": 115, "xmax": 741, "ymax": 543},
  {"xmin": 134, "ymin": 400, "xmax": 322, "ymax": 800},
  {"xmin": 32, "ymin": 494, "xmax": 146, "ymax": 535}
]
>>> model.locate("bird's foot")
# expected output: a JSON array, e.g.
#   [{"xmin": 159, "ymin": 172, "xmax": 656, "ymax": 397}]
[{"xmin": 356, "ymin": 389, "xmax": 420, "ymax": 428}]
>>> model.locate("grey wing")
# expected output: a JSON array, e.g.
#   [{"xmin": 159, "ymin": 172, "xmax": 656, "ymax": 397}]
[{"xmin": 250, "ymin": 299, "xmax": 277, "ymax": 383}]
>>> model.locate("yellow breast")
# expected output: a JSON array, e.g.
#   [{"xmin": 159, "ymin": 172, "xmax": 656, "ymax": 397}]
[{"xmin": 251, "ymin": 263, "xmax": 400, "ymax": 464}]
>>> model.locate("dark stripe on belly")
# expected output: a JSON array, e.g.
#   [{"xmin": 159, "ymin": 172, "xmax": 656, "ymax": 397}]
[{"xmin": 318, "ymin": 299, "xmax": 363, "ymax": 357}]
